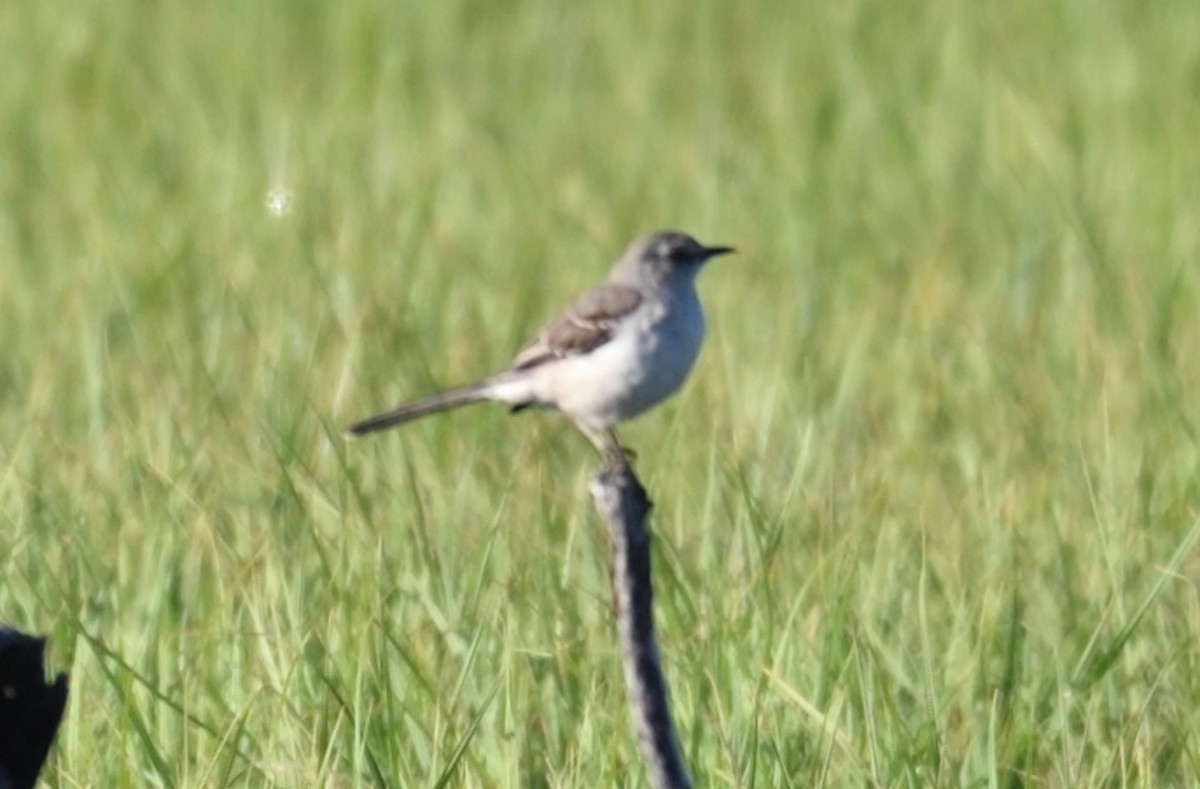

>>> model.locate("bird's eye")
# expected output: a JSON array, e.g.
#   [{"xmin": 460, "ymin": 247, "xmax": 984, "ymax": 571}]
[{"xmin": 665, "ymin": 242, "xmax": 692, "ymax": 261}]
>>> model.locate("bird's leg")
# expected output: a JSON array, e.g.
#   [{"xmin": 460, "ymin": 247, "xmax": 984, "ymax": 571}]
[
  {"xmin": 572, "ymin": 421, "xmax": 636, "ymax": 467},
  {"xmin": 573, "ymin": 422, "xmax": 610, "ymax": 454}
]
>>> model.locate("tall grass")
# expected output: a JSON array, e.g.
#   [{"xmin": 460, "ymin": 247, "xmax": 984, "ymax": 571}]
[{"xmin": 2, "ymin": 0, "xmax": 1199, "ymax": 785}]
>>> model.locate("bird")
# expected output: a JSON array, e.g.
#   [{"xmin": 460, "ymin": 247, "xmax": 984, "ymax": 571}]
[{"xmin": 345, "ymin": 230, "xmax": 733, "ymax": 456}]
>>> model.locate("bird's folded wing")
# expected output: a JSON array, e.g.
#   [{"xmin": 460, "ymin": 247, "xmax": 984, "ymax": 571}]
[{"xmin": 510, "ymin": 283, "xmax": 643, "ymax": 370}]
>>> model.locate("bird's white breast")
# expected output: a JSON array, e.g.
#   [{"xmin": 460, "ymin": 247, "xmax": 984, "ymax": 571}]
[{"xmin": 536, "ymin": 282, "xmax": 706, "ymax": 431}]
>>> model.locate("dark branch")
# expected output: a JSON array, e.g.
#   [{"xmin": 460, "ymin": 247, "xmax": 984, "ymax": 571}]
[{"xmin": 589, "ymin": 454, "xmax": 692, "ymax": 789}]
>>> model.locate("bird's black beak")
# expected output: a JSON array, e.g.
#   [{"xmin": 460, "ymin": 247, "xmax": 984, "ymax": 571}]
[{"xmin": 702, "ymin": 245, "xmax": 735, "ymax": 259}]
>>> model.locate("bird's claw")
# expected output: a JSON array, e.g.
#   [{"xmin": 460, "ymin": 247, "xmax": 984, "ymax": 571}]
[{"xmin": 603, "ymin": 441, "xmax": 638, "ymax": 471}]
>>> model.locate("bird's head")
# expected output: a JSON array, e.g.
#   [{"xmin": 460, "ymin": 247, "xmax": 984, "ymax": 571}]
[{"xmin": 624, "ymin": 230, "xmax": 734, "ymax": 283}]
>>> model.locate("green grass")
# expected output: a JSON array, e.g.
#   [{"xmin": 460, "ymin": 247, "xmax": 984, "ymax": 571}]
[{"xmin": 3, "ymin": 0, "xmax": 1200, "ymax": 785}]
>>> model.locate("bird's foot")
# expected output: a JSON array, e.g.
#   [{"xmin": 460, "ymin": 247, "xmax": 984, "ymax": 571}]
[
  {"xmin": 602, "ymin": 446, "xmax": 642, "ymax": 479},
  {"xmin": 602, "ymin": 442, "xmax": 629, "ymax": 471},
  {"xmin": 600, "ymin": 428, "xmax": 637, "ymax": 468}
]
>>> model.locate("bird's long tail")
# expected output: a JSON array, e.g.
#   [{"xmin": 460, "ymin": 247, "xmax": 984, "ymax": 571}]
[{"xmin": 344, "ymin": 382, "xmax": 493, "ymax": 437}]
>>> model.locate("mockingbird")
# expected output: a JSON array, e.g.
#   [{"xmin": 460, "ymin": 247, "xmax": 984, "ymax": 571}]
[{"xmin": 346, "ymin": 230, "xmax": 733, "ymax": 454}]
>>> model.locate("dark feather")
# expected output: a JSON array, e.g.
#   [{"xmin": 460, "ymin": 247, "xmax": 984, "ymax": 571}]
[{"xmin": 511, "ymin": 283, "xmax": 643, "ymax": 370}]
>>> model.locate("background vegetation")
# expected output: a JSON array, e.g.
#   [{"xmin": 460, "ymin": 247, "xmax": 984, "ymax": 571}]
[{"xmin": 3, "ymin": 0, "xmax": 1199, "ymax": 785}]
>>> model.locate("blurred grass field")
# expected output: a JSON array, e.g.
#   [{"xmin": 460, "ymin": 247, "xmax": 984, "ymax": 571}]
[{"xmin": 3, "ymin": 0, "xmax": 1200, "ymax": 785}]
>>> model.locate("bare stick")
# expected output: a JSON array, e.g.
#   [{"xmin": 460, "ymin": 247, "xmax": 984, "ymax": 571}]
[{"xmin": 589, "ymin": 453, "xmax": 692, "ymax": 789}]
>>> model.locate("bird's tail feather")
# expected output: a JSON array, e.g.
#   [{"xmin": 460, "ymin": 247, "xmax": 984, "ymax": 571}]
[{"xmin": 344, "ymin": 382, "xmax": 493, "ymax": 437}]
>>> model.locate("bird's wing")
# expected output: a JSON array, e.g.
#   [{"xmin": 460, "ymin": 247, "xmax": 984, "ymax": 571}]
[{"xmin": 510, "ymin": 283, "xmax": 643, "ymax": 370}]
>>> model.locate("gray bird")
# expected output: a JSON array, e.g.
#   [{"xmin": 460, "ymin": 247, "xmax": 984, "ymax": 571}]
[{"xmin": 346, "ymin": 230, "xmax": 733, "ymax": 453}]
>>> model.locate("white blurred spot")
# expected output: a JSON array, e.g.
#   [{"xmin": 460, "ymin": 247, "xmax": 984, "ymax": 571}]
[{"xmin": 265, "ymin": 186, "xmax": 294, "ymax": 217}]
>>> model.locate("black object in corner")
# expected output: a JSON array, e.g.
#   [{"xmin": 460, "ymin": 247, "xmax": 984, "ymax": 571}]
[{"xmin": 0, "ymin": 628, "xmax": 69, "ymax": 789}]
